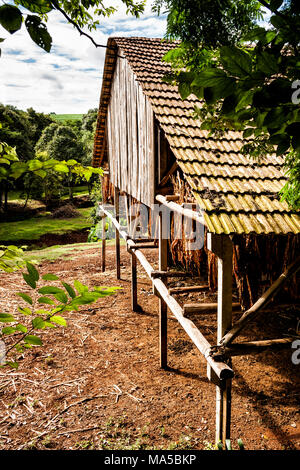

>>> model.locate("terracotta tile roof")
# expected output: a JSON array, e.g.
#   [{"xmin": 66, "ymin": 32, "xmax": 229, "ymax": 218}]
[{"xmin": 93, "ymin": 37, "xmax": 300, "ymax": 235}]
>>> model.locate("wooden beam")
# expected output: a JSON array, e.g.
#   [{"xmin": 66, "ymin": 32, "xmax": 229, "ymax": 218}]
[
  {"xmin": 101, "ymin": 215, "xmax": 106, "ymax": 273},
  {"xmin": 131, "ymin": 251, "xmax": 138, "ymax": 312},
  {"xmin": 158, "ymin": 162, "xmax": 178, "ymax": 188},
  {"xmin": 169, "ymin": 285, "xmax": 209, "ymax": 295},
  {"xmin": 130, "ymin": 243, "xmax": 158, "ymax": 250},
  {"xmin": 114, "ymin": 186, "xmax": 121, "ymax": 280},
  {"xmin": 151, "ymin": 270, "xmax": 190, "ymax": 279},
  {"xmin": 97, "ymin": 204, "xmax": 234, "ymax": 380},
  {"xmin": 132, "ymin": 238, "xmax": 156, "ymax": 243},
  {"xmin": 207, "ymin": 233, "xmax": 233, "ymax": 445},
  {"xmin": 155, "ymin": 186, "xmax": 173, "ymax": 196},
  {"xmin": 159, "ymin": 209, "xmax": 168, "ymax": 369},
  {"xmin": 156, "ymin": 194, "xmax": 204, "ymax": 226},
  {"xmin": 183, "ymin": 302, "xmax": 240, "ymax": 317},
  {"xmin": 99, "ymin": 204, "xmax": 130, "ymax": 242},
  {"xmin": 221, "ymin": 254, "xmax": 300, "ymax": 347},
  {"xmin": 130, "ymin": 247, "xmax": 233, "ymax": 380},
  {"xmin": 165, "ymin": 194, "xmax": 180, "ymax": 202},
  {"xmin": 212, "ymin": 337, "xmax": 295, "ymax": 358}
]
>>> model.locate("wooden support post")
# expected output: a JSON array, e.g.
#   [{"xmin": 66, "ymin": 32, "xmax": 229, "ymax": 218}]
[
  {"xmin": 221, "ymin": 254, "xmax": 300, "ymax": 346},
  {"xmin": 101, "ymin": 215, "xmax": 106, "ymax": 273},
  {"xmin": 114, "ymin": 186, "xmax": 121, "ymax": 280},
  {"xmin": 159, "ymin": 208, "xmax": 168, "ymax": 369},
  {"xmin": 131, "ymin": 250, "xmax": 138, "ymax": 312},
  {"xmin": 125, "ymin": 242, "xmax": 234, "ymax": 380},
  {"xmin": 207, "ymin": 233, "xmax": 233, "ymax": 446},
  {"xmin": 96, "ymin": 204, "xmax": 234, "ymax": 379}
]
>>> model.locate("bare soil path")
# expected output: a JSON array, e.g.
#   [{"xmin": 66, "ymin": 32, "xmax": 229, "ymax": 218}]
[{"xmin": 0, "ymin": 244, "xmax": 299, "ymax": 450}]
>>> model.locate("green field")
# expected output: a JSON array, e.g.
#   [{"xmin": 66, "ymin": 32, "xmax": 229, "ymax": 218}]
[
  {"xmin": 0, "ymin": 208, "xmax": 92, "ymax": 243},
  {"xmin": 51, "ymin": 114, "xmax": 83, "ymax": 122},
  {"xmin": 8, "ymin": 185, "xmax": 89, "ymax": 203}
]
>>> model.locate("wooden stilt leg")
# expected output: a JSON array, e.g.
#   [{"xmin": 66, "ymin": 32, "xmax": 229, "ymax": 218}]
[
  {"xmin": 215, "ymin": 386, "xmax": 223, "ymax": 444},
  {"xmin": 207, "ymin": 234, "xmax": 232, "ymax": 446},
  {"xmin": 217, "ymin": 236, "xmax": 232, "ymax": 446},
  {"xmin": 159, "ymin": 209, "xmax": 168, "ymax": 369},
  {"xmin": 222, "ymin": 378, "xmax": 232, "ymax": 442},
  {"xmin": 131, "ymin": 251, "xmax": 138, "ymax": 311},
  {"xmin": 114, "ymin": 186, "xmax": 121, "ymax": 279},
  {"xmin": 101, "ymin": 215, "xmax": 106, "ymax": 273}
]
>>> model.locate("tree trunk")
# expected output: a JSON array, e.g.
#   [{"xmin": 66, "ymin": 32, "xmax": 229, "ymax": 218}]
[
  {"xmin": 4, "ymin": 181, "xmax": 9, "ymax": 212},
  {"xmin": 68, "ymin": 169, "xmax": 73, "ymax": 201}
]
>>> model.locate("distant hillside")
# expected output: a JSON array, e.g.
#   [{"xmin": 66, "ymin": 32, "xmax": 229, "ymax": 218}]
[{"xmin": 51, "ymin": 114, "xmax": 83, "ymax": 123}]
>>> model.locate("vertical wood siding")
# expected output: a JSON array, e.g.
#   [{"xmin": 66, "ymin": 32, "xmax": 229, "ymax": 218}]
[{"xmin": 107, "ymin": 53, "xmax": 155, "ymax": 207}]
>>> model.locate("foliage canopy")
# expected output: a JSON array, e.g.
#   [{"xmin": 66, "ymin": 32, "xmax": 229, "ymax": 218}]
[{"xmin": 154, "ymin": 0, "xmax": 300, "ymax": 208}]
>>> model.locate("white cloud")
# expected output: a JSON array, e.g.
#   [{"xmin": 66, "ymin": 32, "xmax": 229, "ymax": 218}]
[{"xmin": 0, "ymin": 2, "xmax": 167, "ymax": 114}]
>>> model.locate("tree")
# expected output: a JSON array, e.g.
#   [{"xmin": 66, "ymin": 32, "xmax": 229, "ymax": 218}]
[
  {"xmin": 154, "ymin": 0, "xmax": 300, "ymax": 208},
  {"xmin": 82, "ymin": 108, "xmax": 98, "ymax": 133},
  {"xmin": 81, "ymin": 108, "xmax": 98, "ymax": 167},
  {"xmin": 0, "ymin": 105, "xmax": 57, "ymax": 204},
  {"xmin": 50, "ymin": 158, "xmax": 102, "ymax": 201},
  {"xmin": 0, "ymin": 138, "xmax": 57, "ymax": 210},
  {"xmin": 36, "ymin": 123, "xmax": 85, "ymax": 162},
  {"xmin": 154, "ymin": 0, "xmax": 262, "ymax": 47},
  {"xmin": 26, "ymin": 107, "xmax": 54, "ymax": 144},
  {"xmin": 0, "ymin": 104, "xmax": 35, "ymax": 162},
  {"xmin": 0, "ymin": 140, "xmax": 21, "ymax": 210},
  {"xmin": 0, "ymin": 1, "xmax": 145, "ymax": 55},
  {"xmin": 35, "ymin": 122, "xmax": 59, "ymax": 153}
]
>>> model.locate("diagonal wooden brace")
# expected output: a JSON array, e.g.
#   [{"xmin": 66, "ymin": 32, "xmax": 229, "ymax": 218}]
[{"xmin": 221, "ymin": 255, "xmax": 300, "ymax": 347}]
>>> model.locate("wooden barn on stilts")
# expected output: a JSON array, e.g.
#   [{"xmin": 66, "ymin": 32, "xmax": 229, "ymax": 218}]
[{"xmin": 92, "ymin": 37, "xmax": 300, "ymax": 445}]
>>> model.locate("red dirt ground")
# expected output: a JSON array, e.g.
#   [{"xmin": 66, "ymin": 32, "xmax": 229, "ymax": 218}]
[{"xmin": 0, "ymin": 244, "xmax": 299, "ymax": 450}]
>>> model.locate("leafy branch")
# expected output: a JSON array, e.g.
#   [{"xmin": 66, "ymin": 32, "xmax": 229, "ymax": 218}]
[
  {"xmin": 50, "ymin": 0, "xmax": 117, "ymax": 52},
  {"xmin": 160, "ymin": 0, "xmax": 300, "ymax": 208},
  {"xmin": 0, "ymin": 0, "xmax": 146, "ymax": 55},
  {"xmin": 0, "ymin": 138, "xmax": 104, "ymax": 210},
  {"xmin": 0, "ymin": 260, "xmax": 120, "ymax": 368}
]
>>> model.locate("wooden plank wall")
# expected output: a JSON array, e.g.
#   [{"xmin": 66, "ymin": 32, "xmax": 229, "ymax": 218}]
[{"xmin": 107, "ymin": 52, "xmax": 155, "ymax": 207}]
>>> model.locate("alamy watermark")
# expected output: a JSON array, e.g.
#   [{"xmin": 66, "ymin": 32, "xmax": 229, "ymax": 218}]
[
  {"xmin": 291, "ymin": 339, "xmax": 300, "ymax": 365},
  {"xmin": 0, "ymin": 340, "xmax": 6, "ymax": 366},
  {"xmin": 292, "ymin": 80, "xmax": 300, "ymax": 105},
  {"xmin": 97, "ymin": 198, "xmax": 205, "ymax": 251}
]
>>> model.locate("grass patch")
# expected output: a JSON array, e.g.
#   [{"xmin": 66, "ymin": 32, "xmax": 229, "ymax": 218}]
[
  {"xmin": 23, "ymin": 239, "xmax": 122, "ymax": 263},
  {"xmin": 0, "ymin": 208, "xmax": 92, "ymax": 243},
  {"xmin": 61, "ymin": 186, "xmax": 89, "ymax": 200},
  {"xmin": 24, "ymin": 242, "xmax": 101, "ymax": 262},
  {"xmin": 93, "ymin": 415, "xmax": 199, "ymax": 450}
]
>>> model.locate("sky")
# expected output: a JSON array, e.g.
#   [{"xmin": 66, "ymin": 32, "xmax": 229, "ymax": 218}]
[{"xmin": 0, "ymin": 1, "xmax": 167, "ymax": 114}]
